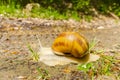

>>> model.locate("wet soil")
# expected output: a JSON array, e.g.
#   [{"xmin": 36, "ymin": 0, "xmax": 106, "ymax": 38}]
[{"xmin": 0, "ymin": 16, "xmax": 120, "ymax": 80}]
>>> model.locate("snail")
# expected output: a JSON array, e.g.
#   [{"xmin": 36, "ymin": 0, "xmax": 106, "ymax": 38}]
[{"xmin": 52, "ymin": 32, "xmax": 89, "ymax": 58}]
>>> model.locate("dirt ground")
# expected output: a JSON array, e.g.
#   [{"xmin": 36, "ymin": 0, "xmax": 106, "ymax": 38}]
[{"xmin": 0, "ymin": 16, "xmax": 120, "ymax": 80}]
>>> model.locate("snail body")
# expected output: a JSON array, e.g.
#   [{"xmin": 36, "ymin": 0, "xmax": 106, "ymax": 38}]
[{"xmin": 52, "ymin": 32, "xmax": 89, "ymax": 58}]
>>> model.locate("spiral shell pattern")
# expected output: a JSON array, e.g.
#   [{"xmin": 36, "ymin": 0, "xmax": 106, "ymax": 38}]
[{"xmin": 52, "ymin": 32, "xmax": 89, "ymax": 58}]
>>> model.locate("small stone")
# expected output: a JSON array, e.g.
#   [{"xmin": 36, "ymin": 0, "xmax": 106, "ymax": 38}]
[
  {"xmin": 97, "ymin": 26, "xmax": 104, "ymax": 29},
  {"xmin": 17, "ymin": 76, "xmax": 27, "ymax": 79}
]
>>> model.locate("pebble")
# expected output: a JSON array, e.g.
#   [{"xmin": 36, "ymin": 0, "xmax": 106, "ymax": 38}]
[
  {"xmin": 97, "ymin": 26, "xmax": 104, "ymax": 29},
  {"xmin": 0, "ymin": 15, "xmax": 120, "ymax": 31}
]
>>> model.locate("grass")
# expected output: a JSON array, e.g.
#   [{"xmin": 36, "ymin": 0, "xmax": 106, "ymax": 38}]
[
  {"xmin": 77, "ymin": 38, "xmax": 120, "ymax": 80},
  {"xmin": 77, "ymin": 38, "xmax": 97, "ymax": 76},
  {"xmin": 102, "ymin": 57, "xmax": 113, "ymax": 75},
  {"xmin": 0, "ymin": 3, "xmax": 22, "ymax": 17},
  {"xmin": 77, "ymin": 62, "xmax": 93, "ymax": 73},
  {"xmin": 30, "ymin": 6, "xmax": 68, "ymax": 20},
  {"xmin": 0, "ymin": 1, "xmax": 120, "ymax": 20},
  {"xmin": 36, "ymin": 68, "xmax": 50, "ymax": 80},
  {"xmin": 0, "ymin": 2, "xmax": 91, "ymax": 21},
  {"xmin": 77, "ymin": 55, "xmax": 117, "ymax": 79},
  {"xmin": 27, "ymin": 44, "xmax": 39, "ymax": 61},
  {"xmin": 27, "ymin": 36, "xmax": 51, "ymax": 79},
  {"xmin": 88, "ymin": 38, "xmax": 98, "ymax": 52}
]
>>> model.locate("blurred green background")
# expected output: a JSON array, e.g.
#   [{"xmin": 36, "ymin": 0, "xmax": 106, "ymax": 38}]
[{"xmin": 0, "ymin": 0, "xmax": 120, "ymax": 20}]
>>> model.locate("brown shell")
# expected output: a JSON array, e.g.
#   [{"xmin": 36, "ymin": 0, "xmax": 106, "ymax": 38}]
[{"xmin": 52, "ymin": 32, "xmax": 89, "ymax": 58}]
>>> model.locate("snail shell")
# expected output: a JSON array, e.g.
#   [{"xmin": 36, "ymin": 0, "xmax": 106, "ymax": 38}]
[{"xmin": 52, "ymin": 32, "xmax": 89, "ymax": 58}]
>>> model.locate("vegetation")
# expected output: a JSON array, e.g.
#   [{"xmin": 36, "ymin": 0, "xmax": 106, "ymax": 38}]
[
  {"xmin": 77, "ymin": 54, "xmax": 118, "ymax": 79},
  {"xmin": 36, "ymin": 68, "xmax": 50, "ymax": 80},
  {"xmin": 27, "ymin": 44, "xmax": 39, "ymax": 61},
  {"xmin": 0, "ymin": 0, "xmax": 120, "ymax": 20},
  {"xmin": 77, "ymin": 39, "xmax": 119, "ymax": 79}
]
